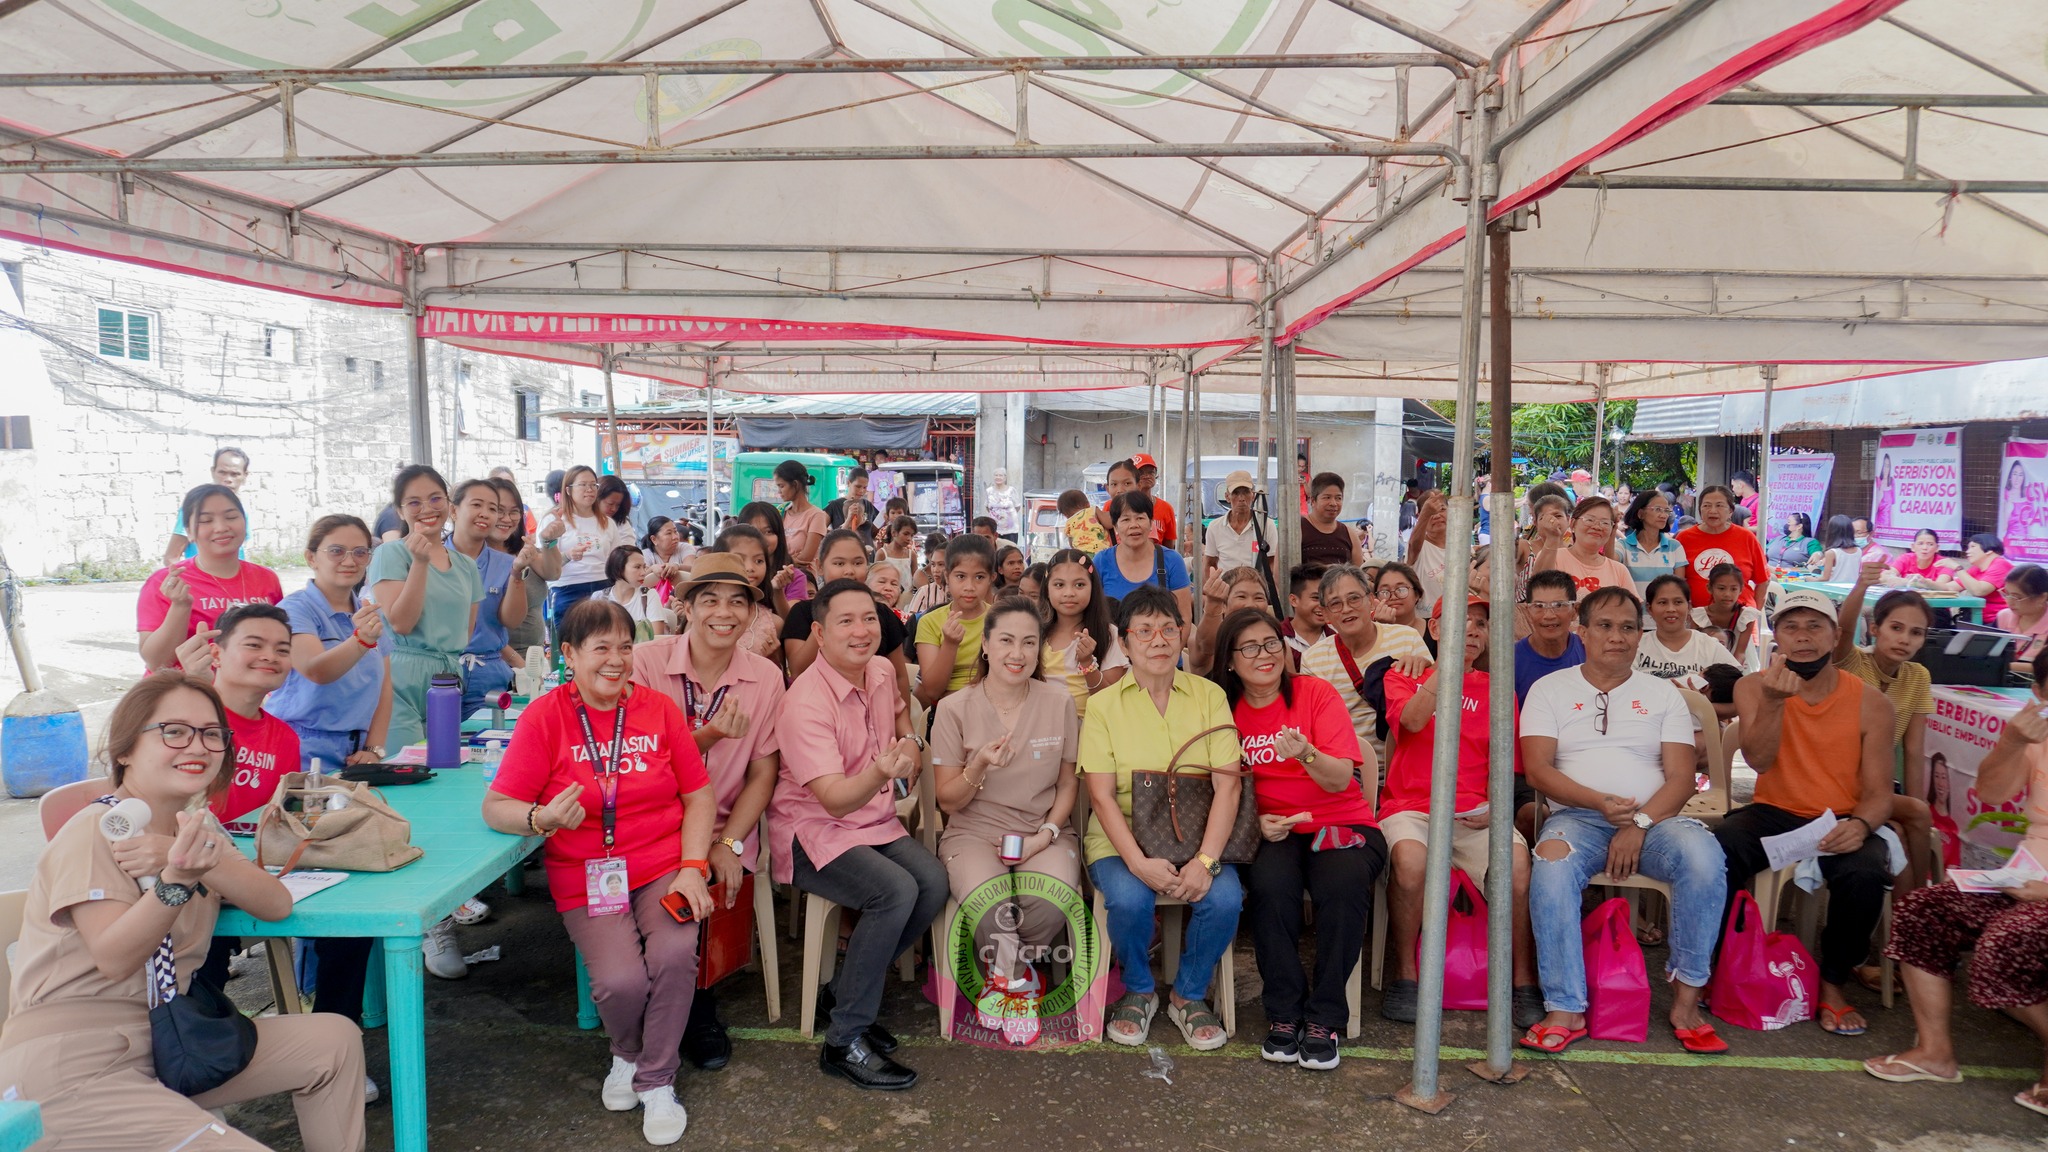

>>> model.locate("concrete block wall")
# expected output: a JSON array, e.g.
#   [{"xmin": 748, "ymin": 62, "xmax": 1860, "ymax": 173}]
[{"xmin": 0, "ymin": 244, "xmax": 649, "ymax": 576}]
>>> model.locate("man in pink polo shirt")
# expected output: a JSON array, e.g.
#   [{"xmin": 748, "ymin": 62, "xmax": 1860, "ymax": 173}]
[
  {"xmin": 629, "ymin": 553, "xmax": 784, "ymax": 1071},
  {"xmin": 768, "ymin": 578, "xmax": 945, "ymax": 1091}
]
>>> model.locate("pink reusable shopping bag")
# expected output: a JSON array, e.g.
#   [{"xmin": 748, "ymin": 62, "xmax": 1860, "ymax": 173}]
[
  {"xmin": 1706, "ymin": 890, "xmax": 1818, "ymax": 1031},
  {"xmin": 1411, "ymin": 870, "xmax": 1490, "ymax": 1010},
  {"xmin": 1582, "ymin": 898, "xmax": 1650, "ymax": 1041}
]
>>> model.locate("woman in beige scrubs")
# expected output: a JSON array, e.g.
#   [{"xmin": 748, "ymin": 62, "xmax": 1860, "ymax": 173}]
[
  {"xmin": 932, "ymin": 597, "xmax": 1081, "ymax": 1010},
  {"xmin": 0, "ymin": 672, "xmax": 366, "ymax": 1151}
]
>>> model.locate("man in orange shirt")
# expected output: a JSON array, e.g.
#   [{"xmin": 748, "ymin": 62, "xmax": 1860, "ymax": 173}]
[
  {"xmin": 1131, "ymin": 453, "xmax": 1176, "ymax": 547},
  {"xmin": 1717, "ymin": 589, "xmax": 1895, "ymax": 1037}
]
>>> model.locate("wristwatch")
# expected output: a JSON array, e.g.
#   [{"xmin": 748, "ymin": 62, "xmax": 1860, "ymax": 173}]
[
  {"xmin": 1195, "ymin": 852, "xmax": 1222, "ymax": 877},
  {"xmin": 154, "ymin": 879, "xmax": 195, "ymax": 907},
  {"xmin": 717, "ymin": 836, "xmax": 745, "ymax": 857},
  {"xmin": 1631, "ymin": 811, "xmax": 1655, "ymax": 831}
]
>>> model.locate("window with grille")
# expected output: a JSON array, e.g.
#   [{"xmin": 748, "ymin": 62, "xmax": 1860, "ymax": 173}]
[
  {"xmin": 263, "ymin": 325, "xmax": 296, "ymax": 361},
  {"xmin": 0, "ymin": 416, "xmax": 29, "ymax": 450},
  {"xmin": 96, "ymin": 306, "xmax": 155, "ymax": 362},
  {"xmin": 515, "ymin": 390, "xmax": 542, "ymax": 441}
]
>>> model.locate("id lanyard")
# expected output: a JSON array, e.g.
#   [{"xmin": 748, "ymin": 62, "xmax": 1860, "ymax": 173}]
[
  {"xmin": 680, "ymin": 679, "xmax": 730, "ymax": 734},
  {"xmin": 575, "ymin": 698, "xmax": 631, "ymax": 854}
]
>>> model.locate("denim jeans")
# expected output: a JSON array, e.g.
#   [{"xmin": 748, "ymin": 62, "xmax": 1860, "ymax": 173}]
[
  {"xmin": 1529, "ymin": 807, "xmax": 1727, "ymax": 1013},
  {"xmin": 1088, "ymin": 855, "xmax": 1243, "ymax": 1002},
  {"xmin": 791, "ymin": 836, "xmax": 949, "ymax": 1047}
]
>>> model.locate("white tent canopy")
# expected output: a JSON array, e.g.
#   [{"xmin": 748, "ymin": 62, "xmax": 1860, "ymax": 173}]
[{"xmin": 6, "ymin": 0, "xmax": 2033, "ymax": 387}]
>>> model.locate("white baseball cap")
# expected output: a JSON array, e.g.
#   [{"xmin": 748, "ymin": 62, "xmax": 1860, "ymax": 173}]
[{"xmin": 1770, "ymin": 587, "xmax": 1838, "ymax": 626}]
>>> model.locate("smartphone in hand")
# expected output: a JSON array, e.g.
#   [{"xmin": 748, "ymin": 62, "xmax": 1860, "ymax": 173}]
[{"xmin": 658, "ymin": 890, "xmax": 695, "ymax": 924}]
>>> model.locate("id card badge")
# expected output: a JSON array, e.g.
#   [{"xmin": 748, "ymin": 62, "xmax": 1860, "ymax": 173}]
[{"xmin": 586, "ymin": 857, "xmax": 630, "ymax": 916}]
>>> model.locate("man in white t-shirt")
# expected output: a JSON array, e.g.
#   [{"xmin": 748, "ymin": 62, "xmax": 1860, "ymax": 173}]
[
  {"xmin": 1518, "ymin": 585, "xmax": 1730, "ymax": 1056},
  {"xmin": 1202, "ymin": 470, "xmax": 1277, "ymax": 581}
]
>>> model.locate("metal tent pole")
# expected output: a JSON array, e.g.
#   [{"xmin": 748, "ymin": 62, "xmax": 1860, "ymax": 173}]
[
  {"xmin": 602, "ymin": 347, "xmax": 624, "ymax": 477},
  {"xmin": 1254, "ymin": 267, "xmax": 1275, "ymax": 526},
  {"xmin": 1401, "ymin": 74, "xmax": 1490, "ymax": 1115},
  {"xmin": 1758, "ymin": 364, "xmax": 1778, "ymax": 543},
  {"xmin": 1477, "ymin": 219, "xmax": 1526, "ymax": 1084},
  {"xmin": 1178, "ymin": 356, "xmax": 1193, "ymax": 556},
  {"xmin": 1190, "ymin": 359, "xmax": 1208, "ymax": 618},
  {"xmin": 704, "ymin": 358, "xmax": 721, "ymax": 531},
  {"xmin": 1589, "ymin": 364, "xmax": 1610, "ymax": 489},
  {"xmin": 1276, "ymin": 342, "xmax": 1299, "ymax": 581},
  {"xmin": 405, "ymin": 292, "xmax": 432, "ymax": 466}
]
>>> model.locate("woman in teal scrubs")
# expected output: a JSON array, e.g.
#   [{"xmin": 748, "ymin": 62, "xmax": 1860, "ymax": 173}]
[{"xmin": 369, "ymin": 465, "xmax": 484, "ymax": 749}]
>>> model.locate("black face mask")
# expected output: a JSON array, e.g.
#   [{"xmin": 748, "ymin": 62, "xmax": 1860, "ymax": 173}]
[{"xmin": 1785, "ymin": 655, "xmax": 1830, "ymax": 681}]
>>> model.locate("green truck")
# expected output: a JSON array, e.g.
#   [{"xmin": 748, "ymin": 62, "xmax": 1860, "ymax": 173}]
[{"xmin": 729, "ymin": 451, "xmax": 860, "ymax": 516}]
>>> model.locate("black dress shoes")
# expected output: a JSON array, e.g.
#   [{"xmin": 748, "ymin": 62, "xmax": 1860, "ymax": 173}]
[
  {"xmin": 816, "ymin": 984, "xmax": 899, "ymax": 1053},
  {"xmin": 682, "ymin": 1020, "xmax": 731, "ymax": 1070},
  {"xmin": 819, "ymin": 1036, "xmax": 917, "ymax": 1091}
]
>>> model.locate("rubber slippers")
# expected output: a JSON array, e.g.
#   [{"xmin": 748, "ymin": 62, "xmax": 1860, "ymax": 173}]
[
  {"xmin": 2013, "ymin": 1086, "xmax": 2048, "ymax": 1117},
  {"xmin": 1518, "ymin": 1023, "xmax": 1588, "ymax": 1054},
  {"xmin": 1863, "ymin": 1055, "xmax": 1962, "ymax": 1084},
  {"xmin": 1817, "ymin": 1002, "xmax": 1868, "ymax": 1036},
  {"xmin": 1674, "ymin": 1024, "xmax": 1730, "ymax": 1054}
]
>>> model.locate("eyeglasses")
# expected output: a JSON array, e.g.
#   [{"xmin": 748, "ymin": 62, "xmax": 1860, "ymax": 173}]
[
  {"xmin": 319, "ymin": 546, "xmax": 372, "ymax": 561},
  {"xmin": 1233, "ymin": 637, "xmax": 1286, "ymax": 658},
  {"xmin": 1127, "ymin": 625, "xmax": 1182, "ymax": 644},
  {"xmin": 569, "ymin": 482, "xmax": 598, "ymax": 492},
  {"xmin": 1528, "ymin": 600, "xmax": 1575, "ymax": 613},
  {"xmin": 1593, "ymin": 691, "xmax": 1610, "ymax": 736},
  {"xmin": 145, "ymin": 722, "xmax": 230, "ymax": 752},
  {"xmin": 1375, "ymin": 586, "xmax": 1414, "ymax": 600},
  {"xmin": 401, "ymin": 494, "xmax": 447, "ymax": 512},
  {"xmin": 1324, "ymin": 592, "xmax": 1371, "ymax": 612}
]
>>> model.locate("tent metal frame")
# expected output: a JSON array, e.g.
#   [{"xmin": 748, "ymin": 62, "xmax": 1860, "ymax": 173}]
[{"xmin": 3, "ymin": 0, "xmax": 2043, "ymax": 1127}]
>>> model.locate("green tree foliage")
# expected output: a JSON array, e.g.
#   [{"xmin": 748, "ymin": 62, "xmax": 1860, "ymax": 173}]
[{"xmin": 1422, "ymin": 399, "xmax": 1695, "ymax": 488}]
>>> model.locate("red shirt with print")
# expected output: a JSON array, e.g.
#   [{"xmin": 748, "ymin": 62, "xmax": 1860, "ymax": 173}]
[
  {"xmin": 492, "ymin": 684, "xmax": 710, "ymax": 911},
  {"xmin": 1379, "ymin": 668, "xmax": 1519, "ymax": 817},
  {"xmin": 1233, "ymin": 674, "xmax": 1373, "ymax": 832},
  {"xmin": 211, "ymin": 707, "xmax": 301, "ymax": 825},
  {"xmin": 1676, "ymin": 524, "xmax": 1767, "ymax": 608},
  {"xmin": 137, "ymin": 559, "xmax": 285, "ymax": 643}
]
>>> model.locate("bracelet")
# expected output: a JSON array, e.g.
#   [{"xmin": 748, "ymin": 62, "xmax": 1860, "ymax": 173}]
[
  {"xmin": 541, "ymin": 538, "xmax": 559, "ymax": 549},
  {"xmin": 1843, "ymin": 815, "xmax": 1872, "ymax": 833},
  {"xmin": 525, "ymin": 803, "xmax": 544, "ymax": 836},
  {"xmin": 352, "ymin": 630, "xmax": 376, "ymax": 650},
  {"xmin": 966, "ymin": 771, "xmax": 987, "ymax": 791},
  {"xmin": 1039, "ymin": 822, "xmax": 1062, "ymax": 841},
  {"xmin": 679, "ymin": 859, "xmax": 712, "ymax": 878}
]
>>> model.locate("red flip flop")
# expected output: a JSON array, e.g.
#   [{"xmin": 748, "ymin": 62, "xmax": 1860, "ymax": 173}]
[
  {"xmin": 1674, "ymin": 1024, "xmax": 1730, "ymax": 1054},
  {"xmin": 1518, "ymin": 1023, "xmax": 1589, "ymax": 1054}
]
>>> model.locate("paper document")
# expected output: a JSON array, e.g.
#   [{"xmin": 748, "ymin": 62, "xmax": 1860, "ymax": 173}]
[
  {"xmin": 275, "ymin": 870, "xmax": 350, "ymax": 903},
  {"xmin": 1949, "ymin": 845, "xmax": 2046, "ymax": 894},
  {"xmin": 1761, "ymin": 811, "xmax": 1837, "ymax": 871}
]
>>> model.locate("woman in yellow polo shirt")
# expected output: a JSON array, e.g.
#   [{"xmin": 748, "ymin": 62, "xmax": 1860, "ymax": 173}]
[{"xmin": 1080, "ymin": 585, "xmax": 1242, "ymax": 1053}]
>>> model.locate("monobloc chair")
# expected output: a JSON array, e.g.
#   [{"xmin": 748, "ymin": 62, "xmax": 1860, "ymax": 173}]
[
  {"xmin": 39, "ymin": 780, "xmax": 303, "ymax": 1014},
  {"xmin": 1079, "ymin": 806, "xmax": 1237, "ymax": 1038}
]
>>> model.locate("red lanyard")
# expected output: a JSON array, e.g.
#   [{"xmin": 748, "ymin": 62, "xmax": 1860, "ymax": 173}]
[{"xmin": 574, "ymin": 697, "xmax": 629, "ymax": 852}]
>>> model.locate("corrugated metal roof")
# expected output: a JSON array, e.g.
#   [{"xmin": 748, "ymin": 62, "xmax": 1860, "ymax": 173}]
[
  {"xmin": 547, "ymin": 392, "xmax": 979, "ymax": 420},
  {"xmin": 1631, "ymin": 396, "xmax": 1726, "ymax": 442}
]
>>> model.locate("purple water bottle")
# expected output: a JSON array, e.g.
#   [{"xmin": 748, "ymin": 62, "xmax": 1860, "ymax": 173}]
[{"xmin": 426, "ymin": 674, "xmax": 461, "ymax": 769}]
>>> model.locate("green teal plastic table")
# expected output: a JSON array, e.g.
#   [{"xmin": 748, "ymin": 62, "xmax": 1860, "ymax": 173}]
[
  {"xmin": 1778, "ymin": 577, "xmax": 1986, "ymax": 625},
  {"xmin": 0, "ymin": 1101, "xmax": 40, "ymax": 1151},
  {"xmin": 217, "ymin": 767, "xmax": 535, "ymax": 1152}
]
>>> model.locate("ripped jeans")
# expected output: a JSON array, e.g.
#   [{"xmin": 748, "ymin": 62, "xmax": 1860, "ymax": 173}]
[{"xmin": 1529, "ymin": 807, "xmax": 1727, "ymax": 1014}]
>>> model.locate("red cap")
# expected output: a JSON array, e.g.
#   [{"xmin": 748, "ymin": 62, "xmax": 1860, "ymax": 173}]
[
  {"xmin": 1129, "ymin": 452, "xmax": 1158, "ymax": 471},
  {"xmin": 1430, "ymin": 593, "xmax": 1492, "ymax": 622}
]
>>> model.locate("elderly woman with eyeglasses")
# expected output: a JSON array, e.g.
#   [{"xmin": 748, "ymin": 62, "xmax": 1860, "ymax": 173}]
[{"xmin": 1082, "ymin": 586, "xmax": 1243, "ymax": 1051}]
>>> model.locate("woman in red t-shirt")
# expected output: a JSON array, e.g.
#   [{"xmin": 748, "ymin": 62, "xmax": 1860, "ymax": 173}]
[
  {"xmin": 1210, "ymin": 607, "xmax": 1377, "ymax": 1069},
  {"xmin": 1677, "ymin": 485, "xmax": 1767, "ymax": 608},
  {"xmin": 137, "ymin": 484, "xmax": 283, "ymax": 672},
  {"xmin": 484, "ymin": 598, "xmax": 715, "ymax": 1143}
]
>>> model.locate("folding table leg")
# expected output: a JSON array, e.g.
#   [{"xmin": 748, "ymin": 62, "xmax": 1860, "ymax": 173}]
[{"xmin": 382, "ymin": 935, "xmax": 429, "ymax": 1152}]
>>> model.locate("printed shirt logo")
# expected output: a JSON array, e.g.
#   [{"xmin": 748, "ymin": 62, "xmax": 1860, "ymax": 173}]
[{"xmin": 1692, "ymin": 548, "xmax": 1735, "ymax": 577}]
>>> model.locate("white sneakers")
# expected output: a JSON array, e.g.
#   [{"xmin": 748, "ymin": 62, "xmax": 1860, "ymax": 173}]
[
  {"xmin": 452, "ymin": 897, "xmax": 491, "ymax": 926},
  {"xmin": 364, "ymin": 1076, "xmax": 380, "ymax": 1105},
  {"xmin": 422, "ymin": 917, "xmax": 467, "ymax": 980},
  {"xmin": 602, "ymin": 1056, "xmax": 638, "ymax": 1111},
  {"xmin": 638, "ymin": 1087, "xmax": 688, "ymax": 1145},
  {"xmin": 603, "ymin": 1059, "xmax": 688, "ymax": 1146}
]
